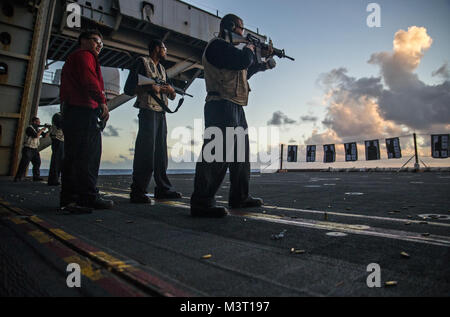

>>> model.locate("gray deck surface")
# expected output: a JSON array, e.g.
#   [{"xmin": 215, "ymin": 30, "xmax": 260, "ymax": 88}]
[{"xmin": 1, "ymin": 171, "xmax": 449, "ymax": 296}]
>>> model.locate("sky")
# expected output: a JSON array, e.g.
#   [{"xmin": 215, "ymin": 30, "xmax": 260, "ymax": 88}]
[{"xmin": 38, "ymin": 0, "xmax": 450, "ymax": 170}]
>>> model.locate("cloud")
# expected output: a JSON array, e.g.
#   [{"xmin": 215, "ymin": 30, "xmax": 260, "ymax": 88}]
[
  {"xmin": 377, "ymin": 82, "xmax": 450, "ymax": 130},
  {"xmin": 378, "ymin": 26, "xmax": 433, "ymax": 76},
  {"xmin": 304, "ymin": 129, "xmax": 341, "ymax": 145},
  {"xmin": 118, "ymin": 154, "xmax": 131, "ymax": 161},
  {"xmin": 267, "ymin": 111, "xmax": 296, "ymax": 126},
  {"xmin": 317, "ymin": 67, "xmax": 383, "ymax": 100},
  {"xmin": 316, "ymin": 68, "xmax": 402, "ymax": 141},
  {"xmin": 307, "ymin": 26, "xmax": 450, "ymax": 145},
  {"xmin": 101, "ymin": 153, "xmax": 133, "ymax": 169},
  {"xmin": 367, "ymin": 26, "xmax": 449, "ymax": 130},
  {"xmin": 432, "ymin": 62, "xmax": 449, "ymax": 80},
  {"xmin": 103, "ymin": 125, "xmax": 120, "ymax": 137},
  {"xmin": 300, "ymin": 115, "xmax": 318, "ymax": 123}
]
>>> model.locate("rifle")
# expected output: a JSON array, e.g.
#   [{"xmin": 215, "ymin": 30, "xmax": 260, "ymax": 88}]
[
  {"xmin": 138, "ymin": 75, "xmax": 193, "ymax": 98},
  {"xmin": 138, "ymin": 74, "xmax": 193, "ymax": 113},
  {"xmin": 227, "ymin": 32, "xmax": 295, "ymax": 63}
]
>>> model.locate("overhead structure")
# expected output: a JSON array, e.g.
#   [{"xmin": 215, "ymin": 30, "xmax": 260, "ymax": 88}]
[
  {"xmin": 40, "ymin": 66, "xmax": 121, "ymax": 107},
  {"xmin": 0, "ymin": 0, "xmax": 56, "ymax": 176},
  {"xmin": 0, "ymin": 0, "xmax": 266, "ymax": 176},
  {"xmin": 49, "ymin": 0, "xmax": 265, "ymax": 91}
]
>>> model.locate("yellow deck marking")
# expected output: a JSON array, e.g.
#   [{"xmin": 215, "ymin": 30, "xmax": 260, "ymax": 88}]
[
  {"xmin": 99, "ymin": 191, "xmax": 129, "ymax": 199},
  {"xmin": 63, "ymin": 255, "xmax": 103, "ymax": 281},
  {"xmin": 50, "ymin": 228, "xmax": 76, "ymax": 240},
  {"xmin": 29, "ymin": 215, "xmax": 44, "ymax": 223},
  {"xmin": 161, "ymin": 201, "xmax": 189, "ymax": 208},
  {"xmin": 28, "ymin": 230, "xmax": 52, "ymax": 243},
  {"xmin": 8, "ymin": 215, "xmax": 26, "ymax": 223},
  {"xmin": 89, "ymin": 251, "xmax": 131, "ymax": 271},
  {"xmin": 7, "ymin": 216, "xmax": 27, "ymax": 224},
  {"xmin": 10, "ymin": 206, "xmax": 25, "ymax": 213},
  {"xmin": 0, "ymin": 198, "xmax": 10, "ymax": 205}
]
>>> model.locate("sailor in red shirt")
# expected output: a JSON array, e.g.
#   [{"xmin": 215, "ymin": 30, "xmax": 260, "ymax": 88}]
[
  {"xmin": 59, "ymin": 29, "xmax": 113, "ymax": 212},
  {"xmin": 60, "ymin": 44, "xmax": 108, "ymax": 110}
]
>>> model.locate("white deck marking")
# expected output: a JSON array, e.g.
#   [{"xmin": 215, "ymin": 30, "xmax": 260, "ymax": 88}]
[{"xmin": 99, "ymin": 189, "xmax": 450, "ymax": 247}]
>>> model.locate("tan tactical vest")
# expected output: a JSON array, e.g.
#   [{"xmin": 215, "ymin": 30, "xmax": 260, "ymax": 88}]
[
  {"xmin": 23, "ymin": 125, "xmax": 40, "ymax": 149},
  {"xmin": 203, "ymin": 38, "xmax": 251, "ymax": 106},
  {"xmin": 135, "ymin": 56, "xmax": 168, "ymax": 112},
  {"xmin": 50, "ymin": 126, "xmax": 64, "ymax": 142}
]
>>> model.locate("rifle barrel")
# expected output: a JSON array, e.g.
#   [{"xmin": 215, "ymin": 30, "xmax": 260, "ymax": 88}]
[
  {"xmin": 272, "ymin": 48, "xmax": 295, "ymax": 61},
  {"xmin": 284, "ymin": 55, "xmax": 295, "ymax": 61},
  {"xmin": 176, "ymin": 89, "xmax": 193, "ymax": 98}
]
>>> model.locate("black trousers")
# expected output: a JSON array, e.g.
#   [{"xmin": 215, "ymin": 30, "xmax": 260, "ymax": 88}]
[
  {"xmin": 130, "ymin": 108, "xmax": 173, "ymax": 196},
  {"xmin": 48, "ymin": 139, "xmax": 64, "ymax": 184},
  {"xmin": 15, "ymin": 147, "xmax": 41, "ymax": 179},
  {"xmin": 191, "ymin": 100, "xmax": 250, "ymax": 208},
  {"xmin": 61, "ymin": 105, "xmax": 101, "ymax": 204}
]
